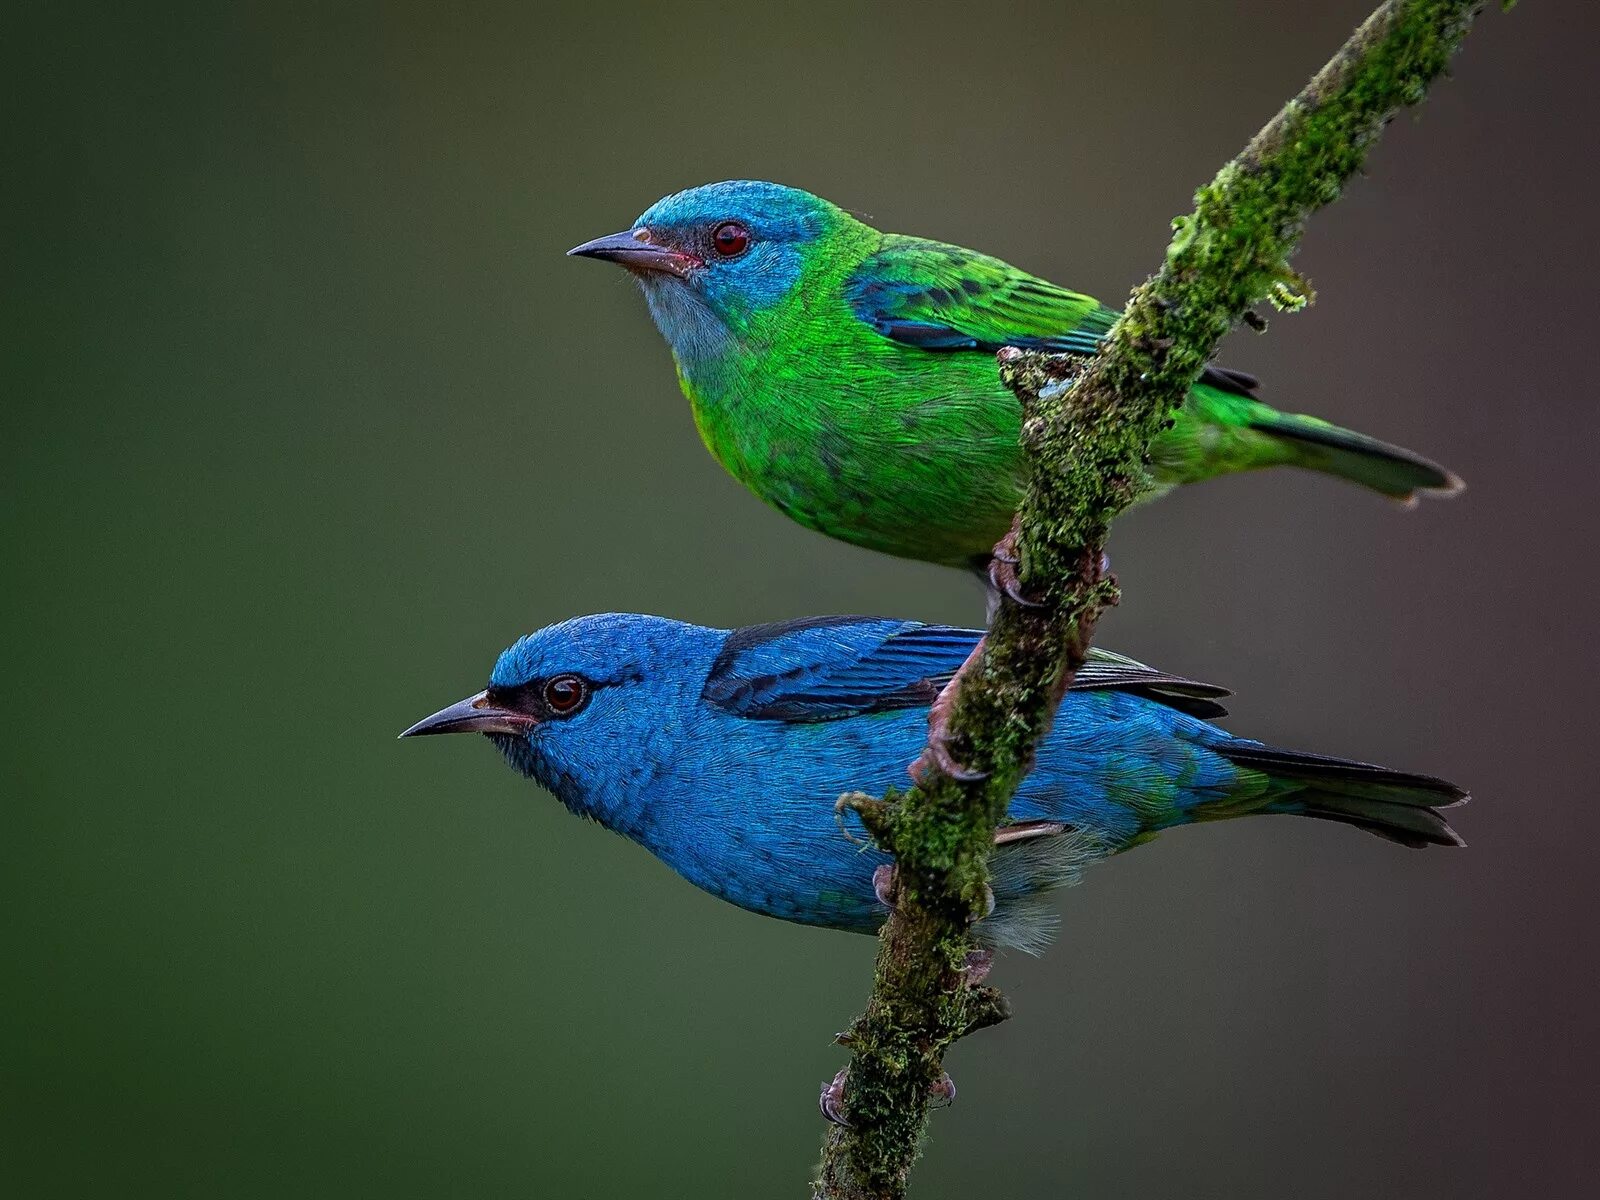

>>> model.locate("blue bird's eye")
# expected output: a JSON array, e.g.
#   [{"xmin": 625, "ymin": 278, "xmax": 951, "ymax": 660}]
[
  {"xmin": 711, "ymin": 222, "xmax": 750, "ymax": 258},
  {"xmin": 542, "ymin": 674, "xmax": 588, "ymax": 716}
]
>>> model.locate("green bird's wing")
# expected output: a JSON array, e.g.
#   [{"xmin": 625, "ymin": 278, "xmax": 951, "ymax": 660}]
[
  {"xmin": 844, "ymin": 234, "xmax": 1118, "ymax": 355},
  {"xmin": 844, "ymin": 234, "xmax": 1262, "ymax": 396}
]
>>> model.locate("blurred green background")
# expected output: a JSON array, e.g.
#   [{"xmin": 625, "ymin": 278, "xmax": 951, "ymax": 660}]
[{"xmin": 5, "ymin": 1, "xmax": 1594, "ymax": 1196}]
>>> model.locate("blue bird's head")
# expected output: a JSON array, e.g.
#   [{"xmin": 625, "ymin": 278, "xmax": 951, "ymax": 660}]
[
  {"xmin": 400, "ymin": 614, "xmax": 723, "ymax": 829},
  {"xmin": 569, "ymin": 180, "xmax": 858, "ymax": 365}
]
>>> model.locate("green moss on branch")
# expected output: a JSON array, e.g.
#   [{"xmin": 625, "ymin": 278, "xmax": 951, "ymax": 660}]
[{"xmin": 814, "ymin": 4, "xmax": 1486, "ymax": 1198}]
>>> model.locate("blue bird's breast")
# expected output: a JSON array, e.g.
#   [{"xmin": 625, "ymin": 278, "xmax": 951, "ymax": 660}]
[
  {"xmin": 631, "ymin": 708, "xmax": 918, "ymax": 934},
  {"xmin": 610, "ymin": 690, "xmax": 1237, "ymax": 936}
]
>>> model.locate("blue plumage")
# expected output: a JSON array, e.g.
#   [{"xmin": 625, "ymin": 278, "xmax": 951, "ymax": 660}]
[{"xmin": 405, "ymin": 613, "xmax": 1464, "ymax": 951}]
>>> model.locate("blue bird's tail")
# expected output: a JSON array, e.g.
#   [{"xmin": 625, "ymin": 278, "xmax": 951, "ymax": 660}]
[{"xmin": 1227, "ymin": 743, "xmax": 1468, "ymax": 848}]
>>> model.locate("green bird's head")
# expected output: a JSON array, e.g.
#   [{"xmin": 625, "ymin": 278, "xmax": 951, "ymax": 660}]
[{"xmin": 570, "ymin": 180, "xmax": 864, "ymax": 363}]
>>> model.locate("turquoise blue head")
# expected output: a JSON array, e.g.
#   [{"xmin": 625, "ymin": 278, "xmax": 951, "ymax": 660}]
[
  {"xmin": 569, "ymin": 180, "xmax": 853, "ymax": 362},
  {"xmin": 400, "ymin": 613, "xmax": 722, "ymax": 824}
]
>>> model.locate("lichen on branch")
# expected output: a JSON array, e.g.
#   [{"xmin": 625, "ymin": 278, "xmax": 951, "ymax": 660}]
[{"xmin": 813, "ymin": 3, "xmax": 1488, "ymax": 1199}]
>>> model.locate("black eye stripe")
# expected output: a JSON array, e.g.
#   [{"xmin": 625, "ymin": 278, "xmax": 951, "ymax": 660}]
[
  {"xmin": 485, "ymin": 681, "xmax": 541, "ymax": 714},
  {"xmin": 487, "ymin": 675, "xmax": 588, "ymax": 720},
  {"xmin": 487, "ymin": 670, "xmax": 645, "ymax": 721}
]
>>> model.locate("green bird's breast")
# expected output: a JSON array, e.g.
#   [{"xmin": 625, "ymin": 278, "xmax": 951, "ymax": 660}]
[{"xmin": 677, "ymin": 322, "xmax": 1029, "ymax": 568}]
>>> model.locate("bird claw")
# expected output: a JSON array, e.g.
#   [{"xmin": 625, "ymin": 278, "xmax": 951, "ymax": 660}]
[
  {"xmin": 913, "ymin": 729, "xmax": 990, "ymax": 784},
  {"xmin": 912, "ymin": 689, "xmax": 990, "ymax": 783},
  {"xmin": 820, "ymin": 1068, "xmax": 958, "ymax": 1127},
  {"xmin": 909, "ymin": 631, "xmax": 990, "ymax": 784},
  {"xmin": 872, "ymin": 863, "xmax": 898, "ymax": 910},
  {"xmin": 986, "ymin": 521, "xmax": 1048, "ymax": 610},
  {"xmin": 988, "ymin": 544, "xmax": 1047, "ymax": 610},
  {"xmin": 875, "ymin": 865, "xmax": 991, "ymax": 926},
  {"xmin": 820, "ymin": 1069, "xmax": 850, "ymax": 1127},
  {"xmin": 963, "ymin": 948, "xmax": 994, "ymax": 985}
]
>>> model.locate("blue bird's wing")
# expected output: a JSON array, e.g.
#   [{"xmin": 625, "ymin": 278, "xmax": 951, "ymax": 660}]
[
  {"xmin": 701, "ymin": 616, "xmax": 1231, "ymax": 722},
  {"xmin": 844, "ymin": 234, "xmax": 1260, "ymax": 396}
]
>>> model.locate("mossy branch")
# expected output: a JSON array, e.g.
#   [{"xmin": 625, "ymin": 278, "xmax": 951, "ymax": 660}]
[{"xmin": 813, "ymin": 2, "xmax": 1486, "ymax": 1197}]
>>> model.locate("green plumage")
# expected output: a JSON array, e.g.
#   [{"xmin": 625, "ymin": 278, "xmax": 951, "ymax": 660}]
[{"xmin": 578, "ymin": 182, "xmax": 1461, "ymax": 567}]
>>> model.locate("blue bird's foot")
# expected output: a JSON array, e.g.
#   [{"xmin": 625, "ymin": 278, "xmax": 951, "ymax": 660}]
[
  {"xmin": 911, "ymin": 641, "xmax": 990, "ymax": 784},
  {"xmin": 872, "ymin": 863, "xmax": 897, "ymax": 909},
  {"xmin": 963, "ymin": 948, "xmax": 994, "ymax": 986},
  {"xmin": 915, "ymin": 729, "xmax": 990, "ymax": 784},
  {"xmin": 872, "ymin": 864, "xmax": 994, "ymax": 924},
  {"xmin": 819, "ymin": 1068, "xmax": 959, "ymax": 1128},
  {"xmin": 820, "ymin": 1069, "xmax": 850, "ymax": 1127}
]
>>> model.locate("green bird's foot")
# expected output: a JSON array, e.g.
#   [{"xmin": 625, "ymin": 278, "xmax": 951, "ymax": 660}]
[
  {"xmin": 819, "ymin": 1068, "xmax": 958, "ymax": 1128},
  {"xmin": 988, "ymin": 544, "xmax": 1045, "ymax": 611},
  {"xmin": 985, "ymin": 519, "xmax": 1112, "ymax": 614},
  {"xmin": 988, "ymin": 517, "xmax": 1046, "ymax": 610}
]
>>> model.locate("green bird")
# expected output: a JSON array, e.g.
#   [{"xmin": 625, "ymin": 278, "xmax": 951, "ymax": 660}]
[{"xmin": 571, "ymin": 180, "xmax": 1462, "ymax": 570}]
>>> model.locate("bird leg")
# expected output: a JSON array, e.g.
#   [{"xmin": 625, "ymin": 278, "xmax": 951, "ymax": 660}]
[
  {"xmin": 872, "ymin": 863, "xmax": 898, "ymax": 909},
  {"xmin": 922, "ymin": 521, "xmax": 1100, "ymax": 782},
  {"xmin": 819, "ymin": 1068, "xmax": 958, "ymax": 1128},
  {"xmin": 962, "ymin": 948, "xmax": 995, "ymax": 986},
  {"xmin": 820, "ymin": 1068, "xmax": 850, "ymax": 1127},
  {"xmin": 910, "ymin": 639, "xmax": 990, "ymax": 783},
  {"xmin": 987, "ymin": 516, "xmax": 1046, "ymax": 610},
  {"xmin": 987, "ymin": 520, "xmax": 1112, "ymax": 614},
  {"xmin": 872, "ymin": 863, "xmax": 992, "ymax": 922}
]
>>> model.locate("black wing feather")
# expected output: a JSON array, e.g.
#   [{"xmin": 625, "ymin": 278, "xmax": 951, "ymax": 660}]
[{"xmin": 703, "ymin": 618, "xmax": 1231, "ymax": 722}]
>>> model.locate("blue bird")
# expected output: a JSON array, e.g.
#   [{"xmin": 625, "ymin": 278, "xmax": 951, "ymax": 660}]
[{"xmin": 402, "ymin": 614, "xmax": 1464, "ymax": 951}]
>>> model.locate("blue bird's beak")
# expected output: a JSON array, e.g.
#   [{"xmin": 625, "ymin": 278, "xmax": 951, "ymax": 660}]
[
  {"xmin": 398, "ymin": 691, "xmax": 537, "ymax": 739},
  {"xmin": 567, "ymin": 229, "xmax": 699, "ymax": 278}
]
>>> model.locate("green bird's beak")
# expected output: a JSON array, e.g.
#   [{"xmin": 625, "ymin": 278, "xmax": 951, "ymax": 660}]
[
  {"xmin": 567, "ymin": 229, "xmax": 699, "ymax": 278},
  {"xmin": 398, "ymin": 691, "xmax": 537, "ymax": 739}
]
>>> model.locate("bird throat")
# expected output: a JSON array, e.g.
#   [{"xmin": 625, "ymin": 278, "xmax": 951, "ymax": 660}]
[{"xmin": 639, "ymin": 277, "xmax": 733, "ymax": 381}]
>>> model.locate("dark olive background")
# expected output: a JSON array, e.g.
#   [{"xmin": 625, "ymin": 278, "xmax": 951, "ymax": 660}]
[{"xmin": 5, "ymin": 2, "xmax": 1595, "ymax": 1197}]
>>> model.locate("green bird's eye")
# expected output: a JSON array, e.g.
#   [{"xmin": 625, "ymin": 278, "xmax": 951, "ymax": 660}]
[
  {"xmin": 711, "ymin": 222, "xmax": 750, "ymax": 258},
  {"xmin": 542, "ymin": 674, "xmax": 588, "ymax": 716}
]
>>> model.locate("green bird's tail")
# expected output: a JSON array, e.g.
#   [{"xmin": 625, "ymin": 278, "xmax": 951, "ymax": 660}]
[
  {"xmin": 1227, "ymin": 743, "xmax": 1469, "ymax": 848},
  {"xmin": 1245, "ymin": 409, "xmax": 1464, "ymax": 502},
  {"xmin": 1158, "ymin": 378, "xmax": 1465, "ymax": 503}
]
